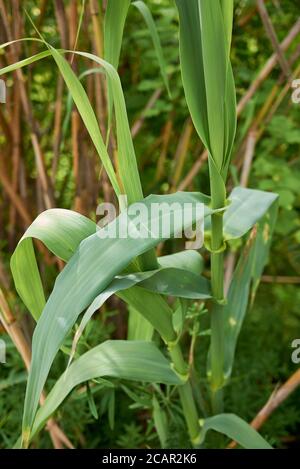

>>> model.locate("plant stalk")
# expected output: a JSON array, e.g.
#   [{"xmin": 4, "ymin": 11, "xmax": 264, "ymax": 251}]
[
  {"xmin": 209, "ymin": 173, "xmax": 226, "ymax": 414},
  {"xmin": 169, "ymin": 344, "xmax": 200, "ymax": 445}
]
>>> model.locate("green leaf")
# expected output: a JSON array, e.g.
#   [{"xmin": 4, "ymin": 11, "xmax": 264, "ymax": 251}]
[
  {"xmin": 175, "ymin": 0, "xmax": 209, "ymax": 151},
  {"xmin": 199, "ymin": 414, "xmax": 272, "ymax": 449},
  {"xmin": 104, "ymin": 0, "xmax": 171, "ymax": 121},
  {"xmin": 196, "ymin": 0, "xmax": 227, "ymax": 169},
  {"xmin": 132, "ymin": 1, "xmax": 170, "ymax": 96},
  {"xmin": 139, "ymin": 268, "xmax": 210, "ymax": 299},
  {"xmin": 10, "ymin": 207, "xmax": 210, "ymax": 405},
  {"xmin": 223, "ymin": 201, "xmax": 279, "ymax": 381},
  {"xmin": 0, "ymin": 40, "xmax": 158, "ymax": 268},
  {"xmin": 104, "ymin": 0, "xmax": 131, "ymax": 129},
  {"xmin": 207, "ymin": 192, "xmax": 278, "ymax": 387},
  {"xmin": 29, "ymin": 341, "xmax": 181, "ymax": 443},
  {"xmin": 159, "ymin": 250, "xmax": 204, "ymax": 273},
  {"xmin": 86, "ymin": 382, "xmax": 99, "ymax": 420},
  {"xmin": 204, "ymin": 187, "xmax": 278, "ymax": 240},
  {"xmin": 68, "ymin": 271, "xmax": 172, "ymax": 365},
  {"xmin": 0, "ymin": 43, "xmax": 120, "ymax": 196},
  {"xmin": 220, "ymin": 0, "xmax": 234, "ymax": 59},
  {"xmin": 223, "ymin": 63, "xmax": 237, "ymax": 171},
  {"xmin": 11, "ymin": 209, "xmax": 95, "ymax": 321},
  {"xmin": 122, "ymin": 250, "xmax": 206, "ymax": 340},
  {"xmin": 72, "ymin": 49, "xmax": 145, "ymax": 207},
  {"xmin": 72, "ymin": 253, "xmax": 209, "ymax": 362},
  {"xmin": 62, "ymin": 67, "xmax": 104, "ymax": 147},
  {"xmin": 127, "ymin": 305, "xmax": 153, "ymax": 341},
  {"xmin": 108, "ymin": 389, "xmax": 115, "ymax": 431},
  {"xmin": 249, "ymin": 200, "xmax": 279, "ymax": 301},
  {"xmin": 223, "ymin": 187, "xmax": 278, "ymax": 240},
  {"xmin": 69, "ymin": 264, "xmax": 211, "ymax": 364},
  {"xmin": 153, "ymin": 395, "xmax": 168, "ymax": 448},
  {"xmin": 104, "ymin": 0, "xmax": 131, "ymax": 70},
  {"xmin": 0, "ymin": 42, "xmax": 144, "ymax": 204},
  {"xmin": 127, "ymin": 250, "xmax": 204, "ymax": 341},
  {"xmin": 19, "ymin": 191, "xmax": 211, "ymax": 439},
  {"xmin": 175, "ymin": 0, "xmax": 236, "ymax": 176}
]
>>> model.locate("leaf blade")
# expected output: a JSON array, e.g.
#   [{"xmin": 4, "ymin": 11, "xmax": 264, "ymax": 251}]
[
  {"xmin": 132, "ymin": 1, "xmax": 170, "ymax": 96},
  {"xmin": 30, "ymin": 340, "xmax": 181, "ymax": 442},
  {"xmin": 199, "ymin": 413, "xmax": 272, "ymax": 449},
  {"xmin": 20, "ymin": 192, "xmax": 211, "ymax": 437}
]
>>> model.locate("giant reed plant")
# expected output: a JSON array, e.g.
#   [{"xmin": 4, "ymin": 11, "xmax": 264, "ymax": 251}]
[{"xmin": 0, "ymin": 0, "xmax": 278, "ymax": 449}]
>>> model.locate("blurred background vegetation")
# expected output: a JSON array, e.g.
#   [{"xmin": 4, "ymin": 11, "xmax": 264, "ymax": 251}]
[{"xmin": 0, "ymin": 0, "xmax": 299, "ymax": 448}]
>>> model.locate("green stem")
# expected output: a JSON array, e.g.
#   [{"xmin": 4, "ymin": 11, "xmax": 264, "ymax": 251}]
[
  {"xmin": 210, "ymin": 214, "xmax": 225, "ymax": 396},
  {"xmin": 179, "ymin": 382, "xmax": 200, "ymax": 445},
  {"xmin": 211, "ymin": 214, "xmax": 224, "ymax": 300},
  {"xmin": 211, "ymin": 387, "xmax": 223, "ymax": 415},
  {"xmin": 210, "ymin": 176, "xmax": 226, "ymax": 414},
  {"xmin": 210, "ymin": 301, "xmax": 225, "ymax": 414},
  {"xmin": 169, "ymin": 344, "xmax": 200, "ymax": 445}
]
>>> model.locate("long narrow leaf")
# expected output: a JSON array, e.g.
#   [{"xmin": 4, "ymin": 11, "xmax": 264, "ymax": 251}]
[
  {"xmin": 207, "ymin": 193, "xmax": 278, "ymax": 386},
  {"xmin": 30, "ymin": 341, "xmax": 181, "ymax": 443},
  {"xmin": 175, "ymin": 0, "xmax": 236, "ymax": 199},
  {"xmin": 0, "ymin": 42, "xmax": 120, "ymax": 196},
  {"xmin": 104, "ymin": 0, "xmax": 131, "ymax": 69},
  {"xmin": 223, "ymin": 201, "xmax": 278, "ymax": 380},
  {"xmin": 127, "ymin": 306, "xmax": 153, "ymax": 341},
  {"xmin": 223, "ymin": 187, "xmax": 278, "ymax": 240},
  {"xmin": 19, "ymin": 192, "xmax": 212, "ymax": 440},
  {"xmin": 199, "ymin": 414, "xmax": 272, "ymax": 449},
  {"xmin": 69, "ymin": 265, "xmax": 211, "ymax": 364},
  {"xmin": 132, "ymin": 1, "xmax": 170, "ymax": 96},
  {"xmin": 11, "ymin": 210, "xmax": 95, "ymax": 320}
]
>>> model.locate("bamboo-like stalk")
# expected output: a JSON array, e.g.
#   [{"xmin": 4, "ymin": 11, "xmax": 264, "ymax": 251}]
[
  {"xmin": 237, "ymin": 18, "xmax": 300, "ymax": 115},
  {"xmin": 256, "ymin": 0, "xmax": 290, "ymax": 78},
  {"xmin": 0, "ymin": 0, "xmax": 55, "ymax": 210},
  {"xmin": 155, "ymin": 116, "xmax": 173, "ymax": 182},
  {"xmin": 0, "ymin": 105, "xmax": 12, "ymax": 146},
  {"xmin": 131, "ymin": 88, "xmax": 162, "ymax": 138},
  {"xmin": 30, "ymin": 0, "xmax": 48, "ymax": 58},
  {"xmin": 54, "ymin": 0, "xmax": 69, "ymax": 50},
  {"xmin": 89, "ymin": 0, "xmax": 104, "ymax": 57},
  {"xmin": 264, "ymin": 61, "xmax": 300, "ymax": 125},
  {"xmin": 171, "ymin": 117, "xmax": 193, "ymax": 191},
  {"xmin": 0, "ymin": 154, "xmax": 31, "ymax": 226},
  {"xmin": 209, "ymin": 175, "xmax": 226, "ymax": 414},
  {"xmin": 51, "ymin": 76, "xmax": 64, "ymax": 182},
  {"xmin": 8, "ymin": 6, "xmax": 21, "ymax": 247},
  {"xmin": 177, "ymin": 149, "xmax": 208, "ymax": 191},
  {"xmin": 228, "ymin": 368, "xmax": 300, "ymax": 448},
  {"xmin": 261, "ymin": 275, "xmax": 300, "ymax": 284},
  {"xmin": 240, "ymin": 129, "xmax": 257, "ymax": 189},
  {"xmin": 89, "ymin": 0, "xmax": 106, "ymax": 136},
  {"xmin": 233, "ymin": 45, "xmax": 300, "ymax": 175}
]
